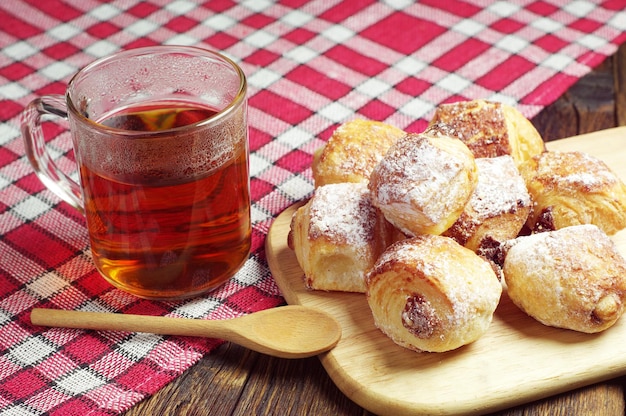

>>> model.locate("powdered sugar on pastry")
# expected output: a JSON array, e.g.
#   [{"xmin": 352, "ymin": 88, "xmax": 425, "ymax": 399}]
[
  {"xmin": 289, "ymin": 182, "xmax": 395, "ymax": 293},
  {"xmin": 427, "ymin": 100, "xmax": 508, "ymax": 156},
  {"xmin": 426, "ymin": 99, "xmax": 545, "ymax": 165},
  {"xmin": 311, "ymin": 119, "xmax": 405, "ymax": 187},
  {"xmin": 533, "ymin": 151, "xmax": 617, "ymax": 191},
  {"xmin": 366, "ymin": 235, "xmax": 502, "ymax": 352},
  {"xmin": 471, "ymin": 156, "xmax": 530, "ymax": 217},
  {"xmin": 309, "ymin": 182, "xmax": 377, "ymax": 249},
  {"xmin": 519, "ymin": 150, "xmax": 626, "ymax": 234},
  {"xmin": 443, "ymin": 155, "xmax": 532, "ymax": 251},
  {"xmin": 373, "ymin": 136, "xmax": 458, "ymax": 207},
  {"xmin": 368, "ymin": 132, "xmax": 478, "ymax": 236},
  {"xmin": 502, "ymin": 224, "xmax": 626, "ymax": 333}
]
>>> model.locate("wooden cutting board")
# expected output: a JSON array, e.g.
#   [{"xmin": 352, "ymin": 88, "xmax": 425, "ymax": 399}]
[{"xmin": 265, "ymin": 126, "xmax": 626, "ymax": 416}]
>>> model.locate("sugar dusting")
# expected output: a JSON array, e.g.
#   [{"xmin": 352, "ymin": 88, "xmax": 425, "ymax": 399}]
[
  {"xmin": 427, "ymin": 100, "xmax": 510, "ymax": 158},
  {"xmin": 503, "ymin": 224, "xmax": 626, "ymax": 331},
  {"xmin": 370, "ymin": 134, "xmax": 469, "ymax": 226},
  {"xmin": 505, "ymin": 224, "xmax": 615, "ymax": 280},
  {"xmin": 537, "ymin": 151, "xmax": 617, "ymax": 191},
  {"xmin": 376, "ymin": 237, "xmax": 501, "ymax": 325},
  {"xmin": 331, "ymin": 120, "xmax": 404, "ymax": 179},
  {"xmin": 471, "ymin": 156, "xmax": 530, "ymax": 218},
  {"xmin": 308, "ymin": 182, "xmax": 377, "ymax": 247}
]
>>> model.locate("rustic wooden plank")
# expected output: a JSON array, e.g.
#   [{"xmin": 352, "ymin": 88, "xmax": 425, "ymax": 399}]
[
  {"xmin": 490, "ymin": 380, "xmax": 626, "ymax": 416},
  {"xmin": 568, "ymin": 60, "xmax": 615, "ymax": 134},
  {"xmin": 234, "ymin": 352, "xmax": 373, "ymax": 415},
  {"xmin": 615, "ymin": 43, "xmax": 626, "ymax": 127}
]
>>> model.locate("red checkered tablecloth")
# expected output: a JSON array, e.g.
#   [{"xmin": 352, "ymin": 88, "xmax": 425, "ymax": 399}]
[{"xmin": 1, "ymin": 1, "xmax": 625, "ymax": 414}]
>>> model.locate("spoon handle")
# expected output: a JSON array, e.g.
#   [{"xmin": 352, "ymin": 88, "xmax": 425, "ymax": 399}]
[
  {"xmin": 30, "ymin": 308, "xmax": 230, "ymax": 339},
  {"xmin": 30, "ymin": 306, "xmax": 341, "ymax": 359}
]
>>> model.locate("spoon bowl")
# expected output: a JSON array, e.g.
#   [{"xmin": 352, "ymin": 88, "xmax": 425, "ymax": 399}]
[{"xmin": 30, "ymin": 305, "xmax": 341, "ymax": 359}]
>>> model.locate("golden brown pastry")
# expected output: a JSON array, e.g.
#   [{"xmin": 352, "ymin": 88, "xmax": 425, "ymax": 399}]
[
  {"xmin": 502, "ymin": 224, "xmax": 626, "ymax": 333},
  {"xmin": 519, "ymin": 150, "xmax": 626, "ymax": 235},
  {"xmin": 366, "ymin": 235, "xmax": 502, "ymax": 352},
  {"xmin": 443, "ymin": 155, "xmax": 531, "ymax": 252},
  {"xmin": 427, "ymin": 99, "xmax": 545, "ymax": 165},
  {"xmin": 311, "ymin": 119, "xmax": 405, "ymax": 187},
  {"xmin": 288, "ymin": 182, "xmax": 394, "ymax": 293},
  {"xmin": 368, "ymin": 131, "xmax": 478, "ymax": 236}
]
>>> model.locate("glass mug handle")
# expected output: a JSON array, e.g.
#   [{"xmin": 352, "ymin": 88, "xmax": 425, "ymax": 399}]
[{"xmin": 21, "ymin": 95, "xmax": 84, "ymax": 213}]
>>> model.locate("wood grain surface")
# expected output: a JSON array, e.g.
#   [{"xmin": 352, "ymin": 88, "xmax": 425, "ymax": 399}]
[{"xmin": 125, "ymin": 42, "xmax": 626, "ymax": 416}]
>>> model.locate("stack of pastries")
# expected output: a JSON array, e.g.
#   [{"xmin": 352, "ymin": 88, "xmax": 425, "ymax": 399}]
[{"xmin": 288, "ymin": 99, "xmax": 626, "ymax": 353}]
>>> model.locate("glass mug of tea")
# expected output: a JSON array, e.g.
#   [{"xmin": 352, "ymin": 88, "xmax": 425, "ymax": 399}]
[{"xmin": 21, "ymin": 46, "xmax": 251, "ymax": 300}]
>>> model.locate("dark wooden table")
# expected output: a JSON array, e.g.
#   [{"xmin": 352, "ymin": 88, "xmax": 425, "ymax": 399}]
[{"xmin": 126, "ymin": 42, "xmax": 626, "ymax": 416}]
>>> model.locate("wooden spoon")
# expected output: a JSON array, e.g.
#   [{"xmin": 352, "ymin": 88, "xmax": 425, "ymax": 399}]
[{"xmin": 30, "ymin": 305, "xmax": 341, "ymax": 359}]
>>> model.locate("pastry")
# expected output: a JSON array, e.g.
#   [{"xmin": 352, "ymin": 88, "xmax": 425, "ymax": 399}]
[
  {"xmin": 312, "ymin": 119, "xmax": 405, "ymax": 187},
  {"xmin": 519, "ymin": 150, "xmax": 626, "ymax": 235},
  {"xmin": 502, "ymin": 224, "xmax": 626, "ymax": 333},
  {"xmin": 288, "ymin": 182, "xmax": 394, "ymax": 293},
  {"xmin": 443, "ymin": 155, "xmax": 531, "ymax": 252},
  {"xmin": 366, "ymin": 235, "xmax": 502, "ymax": 352},
  {"xmin": 427, "ymin": 99, "xmax": 545, "ymax": 165},
  {"xmin": 368, "ymin": 131, "xmax": 478, "ymax": 236}
]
